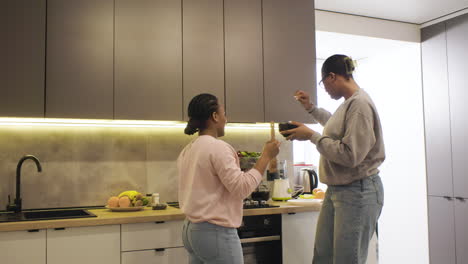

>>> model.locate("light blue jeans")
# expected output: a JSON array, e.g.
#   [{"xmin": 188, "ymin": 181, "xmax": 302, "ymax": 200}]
[
  {"xmin": 312, "ymin": 175, "xmax": 384, "ymax": 264},
  {"xmin": 182, "ymin": 219, "xmax": 244, "ymax": 264}
]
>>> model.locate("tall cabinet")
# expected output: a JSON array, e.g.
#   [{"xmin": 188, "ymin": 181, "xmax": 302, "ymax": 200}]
[
  {"xmin": 422, "ymin": 13, "xmax": 468, "ymax": 264},
  {"xmin": 0, "ymin": 0, "xmax": 45, "ymax": 117}
]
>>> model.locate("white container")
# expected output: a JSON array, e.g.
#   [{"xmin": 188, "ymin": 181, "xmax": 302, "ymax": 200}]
[{"xmin": 151, "ymin": 193, "xmax": 160, "ymax": 206}]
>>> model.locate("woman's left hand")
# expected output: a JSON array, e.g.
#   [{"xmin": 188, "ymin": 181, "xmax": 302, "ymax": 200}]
[{"xmin": 281, "ymin": 121, "xmax": 315, "ymax": 141}]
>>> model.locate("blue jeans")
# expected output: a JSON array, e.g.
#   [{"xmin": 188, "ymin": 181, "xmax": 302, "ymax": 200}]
[
  {"xmin": 182, "ymin": 219, "xmax": 244, "ymax": 264},
  {"xmin": 312, "ymin": 175, "xmax": 384, "ymax": 264}
]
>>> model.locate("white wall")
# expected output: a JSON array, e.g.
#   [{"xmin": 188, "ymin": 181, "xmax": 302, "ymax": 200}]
[
  {"xmin": 294, "ymin": 31, "xmax": 429, "ymax": 264},
  {"xmin": 357, "ymin": 41, "xmax": 428, "ymax": 264}
]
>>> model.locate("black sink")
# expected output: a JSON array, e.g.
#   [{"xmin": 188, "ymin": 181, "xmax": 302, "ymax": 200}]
[{"xmin": 0, "ymin": 209, "xmax": 97, "ymax": 222}]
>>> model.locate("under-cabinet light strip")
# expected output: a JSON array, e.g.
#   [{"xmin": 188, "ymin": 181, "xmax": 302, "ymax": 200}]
[{"xmin": 0, "ymin": 118, "xmax": 274, "ymax": 130}]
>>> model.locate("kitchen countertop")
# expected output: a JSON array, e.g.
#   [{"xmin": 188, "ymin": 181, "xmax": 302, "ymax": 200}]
[{"xmin": 0, "ymin": 201, "xmax": 322, "ymax": 232}]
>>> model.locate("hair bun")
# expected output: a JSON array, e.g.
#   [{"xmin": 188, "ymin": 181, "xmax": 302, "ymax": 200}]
[{"xmin": 344, "ymin": 57, "xmax": 356, "ymax": 75}]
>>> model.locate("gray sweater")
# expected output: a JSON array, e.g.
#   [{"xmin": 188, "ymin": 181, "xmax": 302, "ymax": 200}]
[{"xmin": 309, "ymin": 89, "xmax": 385, "ymax": 185}]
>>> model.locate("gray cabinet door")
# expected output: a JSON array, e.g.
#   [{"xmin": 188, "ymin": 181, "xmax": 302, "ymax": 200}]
[
  {"xmin": 182, "ymin": 0, "xmax": 224, "ymax": 118},
  {"xmin": 446, "ymin": 14, "xmax": 468, "ymax": 199},
  {"xmin": 224, "ymin": 0, "xmax": 263, "ymax": 122},
  {"xmin": 421, "ymin": 22, "xmax": 454, "ymax": 197},
  {"xmin": 262, "ymin": 0, "xmax": 316, "ymax": 123},
  {"xmin": 46, "ymin": 0, "xmax": 114, "ymax": 119},
  {"xmin": 455, "ymin": 198, "xmax": 468, "ymax": 264},
  {"xmin": 428, "ymin": 196, "xmax": 456, "ymax": 264},
  {"xmin": 115, "ymin": 0, "xmax": 182, "ymax": 121},
  {"xmin": 0, "ymin": 0, "xmax": 45, "ymax": 117}
]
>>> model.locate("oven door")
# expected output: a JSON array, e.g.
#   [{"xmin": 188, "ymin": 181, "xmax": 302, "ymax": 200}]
[
  {"xmin": 238, "ymin": 214, "xmax": 282, "ymax": 264},
  {"xmin": 241, "ymin": 236, "xmax": 282, "ymax": 264}
]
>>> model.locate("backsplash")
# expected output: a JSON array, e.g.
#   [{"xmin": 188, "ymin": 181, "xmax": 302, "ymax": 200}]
[{"xmin": 0, "ymin": 125, "xmax": 292, "ymax": 210}]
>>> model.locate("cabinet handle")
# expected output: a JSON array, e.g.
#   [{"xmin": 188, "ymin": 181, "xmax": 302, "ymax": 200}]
[
  {"xmin": 288, "ymin": 212, "xmax": 296, "ymax": 215},
  {"xmin": 54, "ymin": 227, "xmax": 66, "ymax": 231},
  {"xmin": 155, "ymin": 221, "xmax": 165, "ymax": 224},
  {"xmin": 28, "ymin": 229, "xmax": 40, "ymax": 232},
  {"xmin": 455, "ymin": 197, "xmax": 466, "ymax": 201},
  {"xmin": 443, "ymin": 196, "xmax": 453, "ymax": 200},
  {"xmin": 154, "ymin": 248, "xmax": 165, "ymax": 252}
]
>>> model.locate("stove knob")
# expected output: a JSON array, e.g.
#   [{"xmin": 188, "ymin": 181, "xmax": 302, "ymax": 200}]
[
  {"xmin": 244, "ymin": 200, "xmax": 251, "ymax": 206},
  {"xmin": 252, "ymin": 201, "xmax": 259, "ymax": 206},
  {"xmin": 260, "ymin": 200, "xmax": 267, "ymax": 206}
]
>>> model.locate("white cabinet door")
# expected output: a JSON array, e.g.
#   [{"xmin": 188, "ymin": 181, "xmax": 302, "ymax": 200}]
[
  {"xmin": 455, "ymin": 198, "xmax": 468, "ymax": 264},
  {"xmin": 121, "ymin": 220, "xmax": 184, "ymax": 251},
  {"xmin": 282, "ymin": 211, "xmax": 319, "ymax": 264},
  {"xmin": 122, "ymin": 247, "xmax": 188, "ymax": 264},
  {"xmin": 282, "ymin": 211, "xmax": 378, "ymax": 264},
  {"xmin": 0, "ymin": 229, "xmax": 46, "ymax": 264},
  {"xmin": 47, "ymin": 225, "xmax": 120, "ymax": 264},
  {"xmin": 428, "ymin": 196, "xmax": 456, "ymax": 264}
]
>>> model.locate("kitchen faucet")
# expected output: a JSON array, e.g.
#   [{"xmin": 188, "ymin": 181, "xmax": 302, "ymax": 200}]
[{"xmin": 6, "ymin": 155, "xmax": 42, "ymax": 213}]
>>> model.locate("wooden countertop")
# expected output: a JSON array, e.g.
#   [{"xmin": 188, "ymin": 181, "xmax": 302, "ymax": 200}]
[{"xmin": 0, "ymin": 201, "xmax": 321, "ymax": 232}]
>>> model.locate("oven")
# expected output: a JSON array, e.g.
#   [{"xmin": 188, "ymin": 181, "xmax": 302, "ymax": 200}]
[{"xmin": 237, "ymin": 214, "xmax": 282, "ymax": 264}]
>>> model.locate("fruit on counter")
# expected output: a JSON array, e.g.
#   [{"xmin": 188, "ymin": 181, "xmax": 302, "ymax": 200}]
[
  {"xmin": 118, "ymin": 190, "xmax": 141, "ymax": 200},
  {"xmin": 107, "ymin": 190, "xmax": 147, "ymax": 208},
  {"xmin": 107, "ymin": 196, "xmax": 119, "ymax": 207},
  {"xmin": 314, "ymin": 191, "xmax": 325, "ymax": 199},
  {"xmin": 312, "ymin": 188, "xmax": 324, "ymax": 195},
  {"xmin": 118, "ymin": 196, "xmax": 132, "ymax": 207},
  {"xmin": 313, "ymin": 188, "xmax": 325, "ymax": 199},
  {"xmin": 141, "ymin": 197, "xmax": 150, "ymax": 206}
]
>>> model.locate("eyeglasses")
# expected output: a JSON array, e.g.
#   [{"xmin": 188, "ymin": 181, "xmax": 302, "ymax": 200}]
[{"xmin": 319, "ymin": 74, "xmax": 330, "ymax": 88}]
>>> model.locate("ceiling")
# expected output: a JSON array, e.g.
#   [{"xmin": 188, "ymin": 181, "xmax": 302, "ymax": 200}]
[{"xmin": 315, "ymin": 0, "xmax": 468, "ymax": 24}]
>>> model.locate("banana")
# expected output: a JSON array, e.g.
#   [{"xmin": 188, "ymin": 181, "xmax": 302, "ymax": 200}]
[{"xmin": 118, "ymin": 190, "xmax": 141, "ymax": 200}]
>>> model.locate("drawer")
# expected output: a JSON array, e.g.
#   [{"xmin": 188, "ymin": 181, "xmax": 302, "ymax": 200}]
[
  {"xmin": 122, "ymin": 247, "xmax": 188, "ymax": 264},
  {"xmin": 121, "ymin": 220, "xmax": 184, "ymax": 251}
]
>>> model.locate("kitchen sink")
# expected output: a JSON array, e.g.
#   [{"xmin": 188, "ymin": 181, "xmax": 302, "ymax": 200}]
[{"xmin": 0, "ymin": 208, "xmax": 97, "ymax": 222}]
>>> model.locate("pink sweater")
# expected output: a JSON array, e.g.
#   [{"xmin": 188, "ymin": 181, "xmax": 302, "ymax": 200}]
[{"xmin": 177, "ymin": 135, "xmax": 262, "ymax": 228}]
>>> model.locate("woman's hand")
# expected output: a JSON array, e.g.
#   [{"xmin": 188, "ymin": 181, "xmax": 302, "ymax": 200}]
[
  {"xmin": 280, "ymin": 121, "xmax": 315, "ymax": 141},
  {"xmin": 294, "ymin": 90, "xmax": 314, "ymax": 111},
  {"xmin": 261, "ymin": 140, "xmax": 281, "ymax": 160}
]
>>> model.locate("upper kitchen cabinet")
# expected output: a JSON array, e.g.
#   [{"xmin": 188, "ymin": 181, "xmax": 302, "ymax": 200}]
[
  {"xmin": 182, "ymin": 0, "xmax": 224, "ymax": 118},
  {"xmin": 446, "ymin": 13, "xmax": 468, "ymax": 199},
  {"xmin": 0, "ymin": 0, "xmax": 45, "ymax": 117},
  {"xmin": 224, "ymin": 0, "xmax": 264, "ymax": 122},
  {"xmin": 46, "ymin": 0, "xmax": 114, "ymax": 119},
  {"xmin": 421, "ymin": 22, "xmax": 454, "ymax": 197},
  {"xmin": 263, "ymin": 0, "xmax": 316, "ymax": 123},
  {"xmin": 114, "ymin": 0, "xmax": 182, "ymax": 121}
]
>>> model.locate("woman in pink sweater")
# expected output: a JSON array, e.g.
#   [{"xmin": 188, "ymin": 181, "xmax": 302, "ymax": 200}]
[{"xmin": 178, "ymin": 93, "xmax": 280, "ymax": 264}]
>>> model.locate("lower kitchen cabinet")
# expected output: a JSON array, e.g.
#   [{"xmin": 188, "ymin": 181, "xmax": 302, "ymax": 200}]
[
  {"xmin": 0, "ymin": 229, "xmax": 46, "ymax": 264},
  {"xmin": 121, "ymin": 220, "xmax": 185, "ymax": 251},
  {"xmin": 121, "ymin": 220, "xmax": 188, "ymax": 262},
  {"xmin": 47, "ymin": 225, "xmax": 120, "ymax": 264},
  {"xmin": 282, "ymin": 211, "xmax": 319, "ymax": 264},
  {"xmin": 282, "ymin": 211, "xmax": 378, "ymax": 264},
  {"xmin": 122, "ymin": 247, "xmax": 188, "ymax": 264}
]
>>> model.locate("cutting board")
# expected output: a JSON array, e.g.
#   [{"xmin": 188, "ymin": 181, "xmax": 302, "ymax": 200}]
[{"xmin": 286, "ymin": 199, "xmax": 323, "ymax": 206}]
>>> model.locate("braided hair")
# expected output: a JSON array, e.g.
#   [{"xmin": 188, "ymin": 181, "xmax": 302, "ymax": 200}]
[
  {"xmin": 184, "ymin": 93, "xmax": 220, "ymax": 135},
  {"xmin": 321, "ymin": 54, "xmax": 356, "ymax": 80}
]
